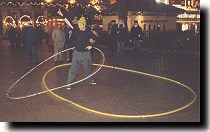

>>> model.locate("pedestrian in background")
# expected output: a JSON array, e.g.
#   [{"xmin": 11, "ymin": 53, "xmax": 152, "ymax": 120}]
[
  {"xmin": 129, "ymin": 20, "xmax": 143, "ymax": 56},
  {"xmin": 116, "ymin": 20, "xmax": 128, "ymax": 58},
  {"xmin": 36, "ymin": 25, "xmax": 45, "ymax": 47},
  {"xmin": 15, "ymin": 26, "xmax": 22, "ymax": 50},
  {"xmin": 64, "ymin": 24, "xmax": 74, "ymax": 62},
  {"xmin": 109, "ymin": 20, "xmax": 117, "ymax": 56},
  {"xmin": 23, "ymin": 23, "xmax": 39, "ymax": 65},
  {"xmin": 52, "ymin": 23, "xmax": 65, "ymax": 65},
  {"xmin": 7, "ymin": 26, "xmax": 16, "ymax": 52}
]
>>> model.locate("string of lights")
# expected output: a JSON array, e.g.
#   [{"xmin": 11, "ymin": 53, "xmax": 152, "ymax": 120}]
[
  {"xmin": 0, "ymin": 1, "xmax": 108, "ymax": 12},
  {"xmin": 0, "ymin": 1, "xmax": 72, "ymax": 8},
  {"xmin": 36, "ymin": 16, "xmax": 48, "ymax": 26}
]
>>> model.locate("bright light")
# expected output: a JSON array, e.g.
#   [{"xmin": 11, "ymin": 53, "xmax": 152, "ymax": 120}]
[
  {"xmin": 36, "ymin": 16, "xmax": 48, "ymax": 26},
  {"xmin": 19, "ymin": 15, "xmax": 32, "ymax": 27},
  {"xmin": 156, "ymin": 0, "xmax": 161, "ymax": 3},
  {"xmin": 68, "ymin": 0, "xmax": 76, "ymax": 4},
  {"xmin": 3, "ymin": 16, "xmax": 16, "ymax": 26},
  {"xmin": 182, "ymin": 24, "xmax": 189, "ymax": 31},
  {"xmin": 90, "ymin": 0, "xmax": 98, "ymax": 5},
  {"xmin": 45, "ymin": 0, "xmax": 53, "ymax": 3},
  {"xmin": 93, "ymin": 5, "xmax": 102, "ymax": 11}
]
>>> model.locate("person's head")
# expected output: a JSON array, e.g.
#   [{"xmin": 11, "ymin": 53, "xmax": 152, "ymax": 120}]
[
  {"xmin": 118, "ymin": 20, "xmax": 124, "ymax": 25},
  {"xmin": 133, "ymin": 20, "xmax": 139, "ymax": 27},
  {"xmin": 57, "ymin": 23, "xmax": 61, "ymax": 29},
  {"xmin": 111, "ymin": 20, "xmax": 116, "ymax": 25},
  {"xmin": 118, "ymin": 20, "xmax": 125, "ymax": 28},
  {"xmin": 78, "ymin": 17, "xmax": 86, "ymax": 31},
  {"xmin": 65, "ymin": 24, "xmax": 70, "ymax": 29},
  {"xmin": 72, "ymin": 16, "xmax": 78, "ymax": 25}
]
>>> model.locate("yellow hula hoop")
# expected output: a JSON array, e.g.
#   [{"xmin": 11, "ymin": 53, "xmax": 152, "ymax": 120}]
[{"xmin": 42, "ymin": 63, "xmax": 197, "ymax": 118}]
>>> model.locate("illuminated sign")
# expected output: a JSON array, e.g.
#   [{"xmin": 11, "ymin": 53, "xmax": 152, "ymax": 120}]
[
  {"xmin": 177, "ymin": 13, "xmax": 200, "ymax": 19},
  {"xmin": 142, "ymin": 20, "xmax": 168, "ymax": 23}
]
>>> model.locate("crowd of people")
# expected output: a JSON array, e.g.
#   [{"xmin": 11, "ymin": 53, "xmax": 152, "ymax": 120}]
[
  {"xmin": 6, "ymin": 24, "xmax": 46, "ymax": 65},
  {"xmin": 4, "ymin": 17, "xmax": 199, "ymax": 66},
  {"xmin": 4, "ymin": 17, "xmax": 99, "ymax": 68},
  {"xmin": 2, "ymin": 11, "xmax": 199, "ymax": 90}
]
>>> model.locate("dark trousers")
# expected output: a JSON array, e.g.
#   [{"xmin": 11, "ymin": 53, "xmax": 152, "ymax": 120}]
[
  {"xmin": 65, "ymin": 43, "xmax": 73, "ymax": 62},
  {"xmin": 9, "ymin": 40, "xmax": 16, "ymax": 51},
  {"xmin": 133, "ymin": 40, "xmax": 141, "ymax": 55},
  {"xmin": 109, "ymin": 36, "xmax": 117, "ymax": 56},
  {"xmin": 27, "ymin": 45, "xmax": 38, "ymax": 64},
  {"xmin": 117, "ymin": 41, "xmax": 125, "ymax": 58}
]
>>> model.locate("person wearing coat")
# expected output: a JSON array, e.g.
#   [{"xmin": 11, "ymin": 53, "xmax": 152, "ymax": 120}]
[
  {"xmin": 109, "ymin": 20, "xmax": 117, "ymax": 55},
  {"xmin": 7, "ymin": 26, "xmax": 16, "ymax": 52},
  {"xmin": 116, "ymin": 20, "xmax": 128, "ymax": 58},
  {"xmin": 23, "ymin": 23, "xmax": 39, "ymax": 65},
  {"xmin": 52, "ymin": 23, "xmax": 65, "ymax": 64},
  {"xmin": 129, "ymin": 20, "xmax": 143, "ymax": 56},
  {"xmin": 63, "ymin": 24, "xmax": 75, "ymax": 62}
]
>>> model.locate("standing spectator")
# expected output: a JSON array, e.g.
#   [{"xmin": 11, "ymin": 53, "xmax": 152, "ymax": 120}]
[
  {"xmin": 23, "ymin": 23, "xmax": 39, "ymax": 65},
  {"xmin": 47, "ymin": 27, "xmax": 54, "ymax": 52},
  {"xmin": 7, "ymin": 26, "xmax": 16, "ymax": 52},
  {"xmin": 90, "ymin": 25, "xmax": 99, "ymax": 37},
  {"xmin": 52, "ymin": 23, "xmax": 65, "ymax": 65},
  {"xmin": 116, "ymin": 20, "xmax": 128, "ymax": 58},
  {"xmin": 21, "ymin": 25, "xmax": 28, "ymax": 48},
  {"xmin": 15, "ymin": 26, "xmax": 22, "ymax": 50},
  {"xmin": 129, "ymin": 20, "xmax": 143, "ymax": 56},
  {"xmin": 64, "ymin": 24, "xmax": 74, "ymax": 62},
  {"xmin": 109, "ymin": 20, "xmax": 117, "ymax": 55},
  {"xmin": 36, "ymin": 25, "xmax": 45, "ymax": 46}
]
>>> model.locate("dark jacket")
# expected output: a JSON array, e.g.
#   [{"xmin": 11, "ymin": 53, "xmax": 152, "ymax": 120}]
[
  {"xmin": 72, "ymin": 28, "xmax": 97, "ymax": 52},
  {"xmin": 8, "ymin": 27, "xmax": 16, "ymax": 41},
  {"xmin": 110, "ymin": 24, "xmax": 117, "ymax": 38},
  {"xmin": 64, "ymin": 18, "xmax": 98, "ymax": 52},
  {"xmin": 64, "ymin": 27, "xmax": 75, "ymax": 48},
  {"xmin": 116, "ymin": 26, "xmax": 128, "ymax": 42},
  {"xmin": 130, "ymin": 26, "xmax": 143, "ymax": 41},
  {"xmin": 23, "ymin": 26, "xmax": 38, "ymax": 46}
]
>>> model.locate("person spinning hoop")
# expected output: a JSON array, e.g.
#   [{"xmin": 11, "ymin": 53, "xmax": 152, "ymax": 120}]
[{"xmin": 57, "ymin": 9, "xmax": 98, "ymax": 90}]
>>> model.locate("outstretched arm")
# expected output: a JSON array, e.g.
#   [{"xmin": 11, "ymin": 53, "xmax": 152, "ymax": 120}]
[{"xmin": 57, "ymin": 8, "xmax": 74, "ymax": 29}]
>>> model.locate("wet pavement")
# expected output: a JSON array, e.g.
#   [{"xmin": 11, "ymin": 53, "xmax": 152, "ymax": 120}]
[{"xmin": 0, "ymin": 40, "xmax": 200, "ymax": 122}]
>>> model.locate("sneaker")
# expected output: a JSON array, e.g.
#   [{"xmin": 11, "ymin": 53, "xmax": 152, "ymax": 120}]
[
  {"xmin": 66, "ymin": 85, "xmax": 72, "ymax": 90},
  {"xmin": 89, "ymin": 80, "xmax": 96, "ymax": 85}
]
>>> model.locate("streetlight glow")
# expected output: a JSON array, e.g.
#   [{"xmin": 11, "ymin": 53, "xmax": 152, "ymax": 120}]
[
  {"xmin": 68, "ymin": 0, "xmax": 76, "ymax": 4},
  {"xmin": 90, "ymin": 0, "xmax": 98, "ymax": 5},
  {"xmin": 45, "ymin": 0, "xmax": 53, "ymax": 3}
]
